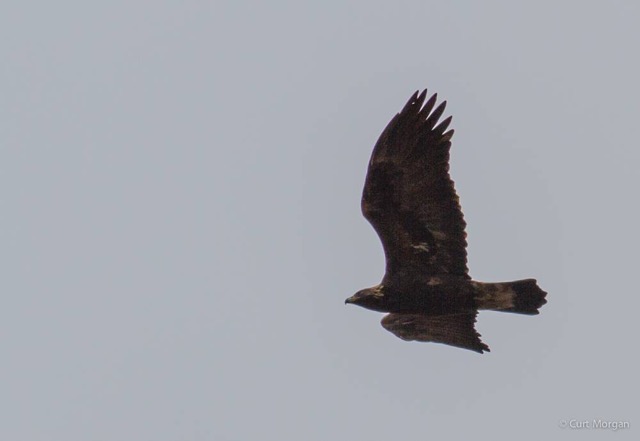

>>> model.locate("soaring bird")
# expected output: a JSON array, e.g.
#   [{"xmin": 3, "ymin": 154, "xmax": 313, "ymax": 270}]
[{"xmin": 345, "ymin": 90, "xmax": 547, "ymax": 353}]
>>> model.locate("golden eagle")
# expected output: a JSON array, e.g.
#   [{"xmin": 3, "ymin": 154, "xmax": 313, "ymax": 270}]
[{"xmin": 345, "ymin": 90, "xmax": 547, "ymax": 353}]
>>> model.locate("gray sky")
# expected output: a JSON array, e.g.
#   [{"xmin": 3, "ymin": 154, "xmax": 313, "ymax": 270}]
[{"xmin": 2, "ymin": 1, "xmax": 638, "ymax": 439}]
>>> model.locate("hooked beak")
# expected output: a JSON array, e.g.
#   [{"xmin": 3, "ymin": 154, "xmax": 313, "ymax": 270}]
[{"xmin": 345, "ymin": 296, "xmax": 355, "ymax": 305}]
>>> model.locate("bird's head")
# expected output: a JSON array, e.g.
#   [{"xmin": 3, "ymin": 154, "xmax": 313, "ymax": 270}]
[{"xmin": 345, "ymin": 285, "xmax": 388, "ymax": 312}]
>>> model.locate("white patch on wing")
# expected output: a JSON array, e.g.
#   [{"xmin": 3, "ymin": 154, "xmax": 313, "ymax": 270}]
[
  {"xmin": 411, "ymin": 242, "xmax": 430, "ymax": 252},
  {"xmin": 432, "ymin": 231, "xmax": 448, "ymax": 241}
]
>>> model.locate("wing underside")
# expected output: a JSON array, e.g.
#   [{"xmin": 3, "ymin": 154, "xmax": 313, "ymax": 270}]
[
  {"xmin": 361, "ymin": 90, "xmax": 469, "ymax": 278},
  {"xmin": 381, "ymin": 312, "xmax": 490, "ymax": 353}
]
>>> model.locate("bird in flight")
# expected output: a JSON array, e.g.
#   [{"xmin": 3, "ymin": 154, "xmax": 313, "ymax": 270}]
[{"xmin": 345, "ymin": 89, "xmax": 547, "ymax": 353}]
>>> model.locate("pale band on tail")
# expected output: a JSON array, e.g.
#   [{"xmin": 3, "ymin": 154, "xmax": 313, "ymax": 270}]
[{"xmin": 473, "ymin": 279, "xmax": 547, "ymax": 315}]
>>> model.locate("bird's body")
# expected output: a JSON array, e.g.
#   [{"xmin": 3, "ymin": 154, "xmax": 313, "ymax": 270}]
[
  {"xmin": 345, "ymin": 89, "xmax": 547, "ymax": 353},
  {"xmin": 350, "ymin": 276, "xmax": 476, "ymax": 315}
]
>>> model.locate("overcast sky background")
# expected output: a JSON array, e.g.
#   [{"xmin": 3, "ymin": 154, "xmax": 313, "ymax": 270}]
[{"xmin": 2, "ymin": 1, "xmax": 638, "ymax": 439}]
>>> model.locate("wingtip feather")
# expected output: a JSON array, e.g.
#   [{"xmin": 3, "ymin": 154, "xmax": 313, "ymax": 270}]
[
  {"xmin": 400, "ymin": 90, "xmax": 421, "ymax": 114},
  {"xmin": 434, "ymin": 115, "xmax": 453, "ymax": 134},
  {"xmin": 420, "ymin": 93, "xmax": 438, "ymax": 117},
  {"xmin": 442, "ymin": 129, "xmax": 455, "ymax": 142},
  {"xmin": 416, "ymin": 89, "xmax": 428, "ymax": 105}
]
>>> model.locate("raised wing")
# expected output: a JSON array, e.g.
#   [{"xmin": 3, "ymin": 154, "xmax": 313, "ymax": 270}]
[
  {"xmin": 381, "ymin": 312, "xmax": 489, "ymax": 353},
  {"xmin": 362, "ymin": 90, "xmax": 469, "ymax": 278}
]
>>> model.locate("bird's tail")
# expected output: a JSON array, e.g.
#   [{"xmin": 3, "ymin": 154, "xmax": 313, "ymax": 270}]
[{"xmin": 473, "ymin": 279, "xmax": 547, "ymax": 315}]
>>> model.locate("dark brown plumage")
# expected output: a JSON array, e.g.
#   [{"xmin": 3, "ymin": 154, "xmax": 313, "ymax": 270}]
[{"xmin": 345, "ymin": 90, "xmax": 547, "ymax": 353}]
